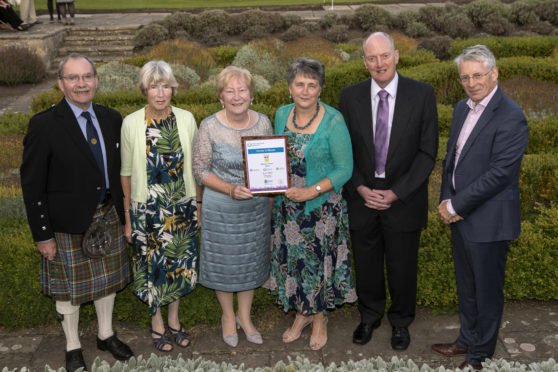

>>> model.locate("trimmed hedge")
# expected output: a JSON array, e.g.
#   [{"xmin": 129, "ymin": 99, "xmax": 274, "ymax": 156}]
[
  {"xmin": 505, "ymin": 204, "xmax": 558, "ymax": 300},
  {"xmin": 3, "ymin": 34, "xmax": 557, "ymax": 329},
  {"xmin": 450, "ymin": 36, "xmax": 558, "ymax": 59},
  {"xmin": 498, "ymin": 56, "xmax": 558, "ymax": 84},
  {"xmin": 519, "ymin": 153, "xmax": 558, "ymax": 219},
  {"xmin": 3, "ymin": 202, "xmax": 557, "ymax": 327},
  {"xmin": 0, "ymin": 111, "xmax": 31, "ymax": 135},
  {"xmin": 27, "ymin": 48, "xmax": 558, "ymax": 113},
  {"xmin": 525, "ymin": 116, "xmax": 558, "ymax": 155}
]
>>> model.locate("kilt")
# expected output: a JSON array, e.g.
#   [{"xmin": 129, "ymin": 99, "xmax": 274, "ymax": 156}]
[{"xmin": 41, "ymin": 202, "xmax": 132, "ymax": 305}]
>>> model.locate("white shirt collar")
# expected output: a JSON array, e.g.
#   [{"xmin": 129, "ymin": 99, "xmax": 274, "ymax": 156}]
[{"xmin": 371, "ymin": 73, "xmax": 398, "ymax": 100}]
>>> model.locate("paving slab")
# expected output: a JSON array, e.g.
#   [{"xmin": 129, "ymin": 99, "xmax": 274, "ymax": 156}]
[{"xmin": 1, "ymin": 302, "xmax": 557, "ymax": 371}]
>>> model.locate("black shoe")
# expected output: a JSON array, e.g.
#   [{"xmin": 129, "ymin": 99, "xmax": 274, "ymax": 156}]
[
  {"xmin": 391, "ymin": 326, "xmax": 410, "ymax": 350},
  {"xmin": 352, "ymin": 320, "xmax": 381, "ymax": 345},
  {"xmin": 96, "ymin": 333, "xmax": 134, "ymax": 360},
  {"xmin": 65, "ymin": 348, "xmax": 86, "ymax": 372}
]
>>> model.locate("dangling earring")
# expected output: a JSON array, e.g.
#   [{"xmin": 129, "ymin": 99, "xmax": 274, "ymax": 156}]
[
  {"xmin": 318, "ymin": 96, "xmax": 321, "ymax": 101},
  {"xmin": 222, "ymin": 104, "xmax": 224, "ymax": 109},
  {"xmin": 250, "ymin": 99, "xmax": 253, "ymax": 105},
  {"xmin": 289, "ymin": 95, "xmax": 292, "ymax": 100}
]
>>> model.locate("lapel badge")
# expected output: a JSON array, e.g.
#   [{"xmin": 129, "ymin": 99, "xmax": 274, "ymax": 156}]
[
  {"xmin": 116, "ymin": 142, "xmax": 119, "ymax": 149},
  {"xmin": 91, "ymin": 138, "xmax": 98, "ymax": 145}
]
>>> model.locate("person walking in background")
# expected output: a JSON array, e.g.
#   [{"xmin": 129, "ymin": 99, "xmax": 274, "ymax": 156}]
[
  {"xmin": 20, "ymin": 53, "xmax": 133, "ymax": 372},
  {"xmin": 264, "ymin": 57, "xmax": 357, "ymax": 351},
  {"xmin": 432, "ymin": 45, "xmax": 529, "ymax": 370},
  {"xmin": 120, "ymin": 61, "xmax": 201, "ymax": 353},
  {"xmin": 338, "ymin": 32, "xmax": 438, "ymax": 351},
  {"xmin": 47, "ymin": 0, "xmax": 61, "ymax": 23},
  {"xmin": 193, "ymin": 66, "xmax": 272, "ymax": 347},
  {"xmin": 56, "ymin": 0, "xmax": 75, "ymax": 25}
]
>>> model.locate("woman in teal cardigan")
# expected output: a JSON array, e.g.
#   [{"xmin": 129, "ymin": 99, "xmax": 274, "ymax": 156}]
[{"xmin": 264, "ymin": 57, "xmax": 357, "ymax": 350}]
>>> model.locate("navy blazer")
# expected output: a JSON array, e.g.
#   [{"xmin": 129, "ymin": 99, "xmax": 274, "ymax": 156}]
[
  {"xmin": 21, "ymin": 98, "xmax": 124, "ymax": 242},
  {"xmin": 339, "ymin": 75, "xmax": 439, "ymax": 231},
  {"xmin": 440, "ymin": 87, "xmax": 529, "ymax": 243}
]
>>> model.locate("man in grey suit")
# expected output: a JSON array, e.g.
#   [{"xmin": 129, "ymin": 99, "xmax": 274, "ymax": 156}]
[
  {"xmin": 339, "ymin": 32, "xmax": 438, "ymax": 350},
  {"xmin": 432, "ymin": 45, "xmax": 529, "ymax": 370}
]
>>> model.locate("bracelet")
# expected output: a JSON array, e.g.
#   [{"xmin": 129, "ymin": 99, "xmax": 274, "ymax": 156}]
[
  {"xmin": 196, "ymin": 200, "xmax": 202, "ymax": 203},
  {"xmin": 124, "ymin": 209, "xmax": 130, "ymax": 213}
]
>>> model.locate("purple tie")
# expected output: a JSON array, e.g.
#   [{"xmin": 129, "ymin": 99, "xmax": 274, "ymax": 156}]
[{"xmin": 375, "ymin": 89, "xmax": 389, "ymax": 174}]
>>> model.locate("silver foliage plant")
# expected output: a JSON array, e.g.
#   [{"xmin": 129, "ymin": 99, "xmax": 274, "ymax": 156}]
[
  {"xmin": 96, "ymin": 61, "xmax": 141, "ymax": 93},
  {"xmin": 3, "ymin": 355, "xmax": 557, "ymax": 372}
]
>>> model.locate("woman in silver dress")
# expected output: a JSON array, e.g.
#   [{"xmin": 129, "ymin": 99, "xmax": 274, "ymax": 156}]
[{"xmin": 193, "ymin": 66, "xmax": 272, "ymax": 347}]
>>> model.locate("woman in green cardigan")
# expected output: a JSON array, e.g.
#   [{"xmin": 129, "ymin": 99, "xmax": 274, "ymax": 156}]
[{"xmin": 264, "ymin": 57, "xmax": 357, "ymax": 351}]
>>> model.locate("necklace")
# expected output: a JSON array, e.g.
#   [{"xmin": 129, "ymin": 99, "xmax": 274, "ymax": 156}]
[
  {"xmin": 225, "ymin": 110, "xmax": 251, "ymax": 130},
  {"xmin": 293, "ymin": 101, "xmax": 320, "ymax": 130}
]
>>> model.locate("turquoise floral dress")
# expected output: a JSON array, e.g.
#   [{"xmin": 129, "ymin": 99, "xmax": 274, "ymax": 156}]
[
  {"xmin": 266, "ymin": 130, "xmax": 357, "ymax": 315},
  {"xmin": 130, "ymin": 112, "xmax": 198, "ymax": 315}
]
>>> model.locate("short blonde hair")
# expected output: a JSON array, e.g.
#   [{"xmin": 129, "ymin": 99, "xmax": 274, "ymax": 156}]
[
  {"xmin": 138, "ymin": 60, "xmax": 179, "ymax": 96},
  {"xmin": 215, "ymin": 66, "xmax": 255, "ymax": 100}
]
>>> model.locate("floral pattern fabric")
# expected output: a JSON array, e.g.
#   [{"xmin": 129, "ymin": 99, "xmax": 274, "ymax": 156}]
[
  {"xmin": 130, "ymin": 112, "xmax": 198, "ymax": 315},
  {"xmin": 265, "ymin": 130, "xmax": 357, "ymax": 315}
]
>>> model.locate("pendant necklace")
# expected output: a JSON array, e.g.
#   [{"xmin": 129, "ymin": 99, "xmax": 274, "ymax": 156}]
[{"xmin": 293, "ymin": 101, "xmax": 320, "ymax": 130}]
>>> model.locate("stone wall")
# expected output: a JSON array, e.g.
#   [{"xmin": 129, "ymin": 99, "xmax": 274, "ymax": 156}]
[{"xmin": 0, "ymin": 28, "xmax": 66, "ymax": 71}]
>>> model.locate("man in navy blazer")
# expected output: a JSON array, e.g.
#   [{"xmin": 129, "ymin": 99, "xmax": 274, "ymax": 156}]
[
  {"xmin": 432, "ymin": 45, "xmax": 528, "ymax": 370},
  {"xmin": 339, "ymin": 32, "xmax": 438, "ymax": 350}
]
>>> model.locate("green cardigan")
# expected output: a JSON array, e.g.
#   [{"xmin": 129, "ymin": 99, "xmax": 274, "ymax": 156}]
[{"xmin": 274, "ymin": 102, "xmax": 353, "ymax": 214}]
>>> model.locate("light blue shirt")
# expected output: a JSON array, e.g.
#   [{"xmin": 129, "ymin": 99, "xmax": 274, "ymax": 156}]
[{"xmin": 65, "ymin": 98, "xmax": 110, "ymax": 188}]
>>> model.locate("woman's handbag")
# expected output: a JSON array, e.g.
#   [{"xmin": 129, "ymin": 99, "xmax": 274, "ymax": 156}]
[{"xmin": 82, "ymin": 215, "xmax": 113, "ymax": 258}]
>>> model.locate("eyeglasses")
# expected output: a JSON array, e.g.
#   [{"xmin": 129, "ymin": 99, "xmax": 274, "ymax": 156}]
[
  {"xmin": 363, "ymin": 53, "xmax": 392, "ymax": 64},
  {"xmin": 458, "ymin": 69, "xmax": 492, "ymax": 84},
  {"xmin": 61, "ymin": 73, "xmax": 96, "ymax": 83}
]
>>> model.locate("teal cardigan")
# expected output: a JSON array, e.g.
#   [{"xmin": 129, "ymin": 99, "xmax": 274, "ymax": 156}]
[{"xmin": 275, "ymin": 102, "xmax": 353, "ymax": 214}]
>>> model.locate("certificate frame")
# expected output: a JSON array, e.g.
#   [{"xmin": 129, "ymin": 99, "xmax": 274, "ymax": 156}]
[{"xmin": 241, "ymin": 135, "xmax": 290, "ymax": 195}]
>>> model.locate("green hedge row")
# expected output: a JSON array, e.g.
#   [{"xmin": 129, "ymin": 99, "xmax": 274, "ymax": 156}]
[
  {"xmin": 27, "ymin": 56, "xmax": 557, "ymax": 115},
  {"xmin": 449, "ymin": 36, "xmax": 558, "ymax": 59},
  {"xmin": 519, "ymin": 153, "xmax": 558, "ymax": 220},
  {"xmin": 0, "ymin": 111, "xmax": 31, "ymax": 135},
  {"xmin": 3, "ymin": 204, "xmax": 556, "ymax": 328}
]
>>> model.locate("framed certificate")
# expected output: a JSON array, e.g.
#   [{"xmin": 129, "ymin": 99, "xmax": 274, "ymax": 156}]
[{"xmin": 241, "ymin": 135, "xmax": 290, "ymax": 195}]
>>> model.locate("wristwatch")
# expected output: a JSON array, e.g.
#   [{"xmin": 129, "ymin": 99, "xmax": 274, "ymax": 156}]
[{"xmin": 315, "ymin": 184, "xmax": 322, "ymax": 195}]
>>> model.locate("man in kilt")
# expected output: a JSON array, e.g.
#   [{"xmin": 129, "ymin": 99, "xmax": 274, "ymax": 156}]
[{"xmin": 21, "ymin": 53, "xmax": 134, "ymax": 372}]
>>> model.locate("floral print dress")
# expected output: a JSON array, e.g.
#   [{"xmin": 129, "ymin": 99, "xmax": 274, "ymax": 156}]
[
  {"xmin": 266, "ymin": 130, "xmax": 357, "ymax": 315},
  {"xmin": 130, "ymin": 112, "xmax": 198, "ymax": 315}
]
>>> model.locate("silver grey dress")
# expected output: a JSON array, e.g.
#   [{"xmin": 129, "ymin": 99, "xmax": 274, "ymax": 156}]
[{"xmin": 193, "ymin": 111, "xmax": 272, "ymax": 292}]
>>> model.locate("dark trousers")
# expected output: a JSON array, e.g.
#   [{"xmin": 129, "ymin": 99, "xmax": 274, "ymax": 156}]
[
  {"xmin": 451, "ymin": 225, "xmax": 509, "ymax": 365},
  {"xmin": 0, "ymin": 6, "xmax": 23, "ymax": 28},
  {"xmin": 351, "ymin": 214, "xmax": 420, "ymax": 327},
  {"xmin": 47, "ymin": 0, "xmax": 60, "ymax": 20}
]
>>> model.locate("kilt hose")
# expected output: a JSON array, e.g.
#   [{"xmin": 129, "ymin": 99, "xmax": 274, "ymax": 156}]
[{"xmin": 41, "ymin": 202, "xmax": 132, "ymax": 305}]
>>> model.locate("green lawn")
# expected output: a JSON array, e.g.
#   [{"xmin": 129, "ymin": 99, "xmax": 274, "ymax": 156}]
[{"xmin": 34, "ymin": 0, "xmax": 384, "ymax": 11}]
